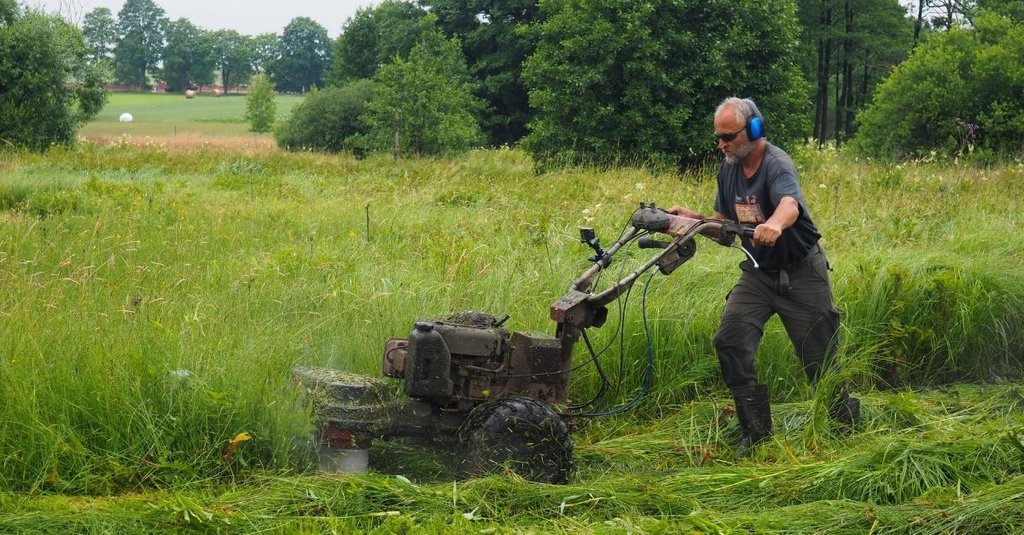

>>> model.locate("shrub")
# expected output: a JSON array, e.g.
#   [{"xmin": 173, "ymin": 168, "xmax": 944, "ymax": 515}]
[
  {"xmin": 274, "ymin": 79, "xmax": 376, "ymax": 152},
  {"xmin": 0, "ymin": 7, "xmax": 107, "ymax": 150},
  {"xmin": 851, "ymin": 11, "xmax": 1024, "ymax": 160}
]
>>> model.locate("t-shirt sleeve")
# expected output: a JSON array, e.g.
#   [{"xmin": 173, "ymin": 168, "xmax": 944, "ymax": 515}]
[{"xmin": 764, "ymin": 152, "xmax": 802, "ymax": 207}]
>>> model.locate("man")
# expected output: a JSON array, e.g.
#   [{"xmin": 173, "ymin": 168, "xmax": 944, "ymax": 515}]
[{"xmin": 668, "ymin": 97, "xmax": 859, "ymax": 456}]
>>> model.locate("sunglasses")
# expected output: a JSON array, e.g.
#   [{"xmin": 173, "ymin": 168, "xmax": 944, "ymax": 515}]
[{"xmin": 715, "ymin": 126, "xmax": 745, "ymax": 142}]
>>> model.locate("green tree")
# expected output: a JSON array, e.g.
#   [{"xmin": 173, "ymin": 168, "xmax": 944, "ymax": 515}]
[
  {"xmin": 358, "ymin": 17, "xmax": 482, "ymax": 157},
  {"xmin": 852, "ymin": 11, "xmax": 1024, "ymax": 159},
  {"xmin": 114, "ymin": 0, "xmax": 167, "ymax": 87},
  {"xmin": 210, "ymin": 29, "xmax": 251, "ymax": 93},
  {"xmin": 250, "ymin": 32, "xmax": 279, "ymax": 75},
  {"xmin": 796, "ymin": 0, "xmax": 913, "ymax": 146},
  {"xmin": 329, "ymin": 0, "xmax": 425, "ymax": 85},
  {"xmin": 420, "ymin": 0, "xmax": 543, "ymax": 146},
  {"xmin": 245, "ymin": 73, "xmax": 277, "ymax": 132},
  {"xmin": 275, "ymin": 17, "xmax": 332, "ymax": 92},
  {"xmin": 522, "ymin": 0, "xmax": 809, "ymax": 169},
  {"xmin": 275, "ymin": 80, "xmax": 376, "ymax": 152},
  {"xmin": 1, "ymin": 6, "xmax": 107, "ymax": 150},
  {"xmin": 82, "ymin": 7, "xmax": 117, "ymax": 63},
  {"xmin": 974, "ymin": 0, "xmax": 1024, "ymax": 22},
  {"xmin": 162, "ymin": 18, "xmax": 214, "ymax": 92},
  {"xmin": 0, "ymin": 0, "xmax": 15, "ymax": 24}
]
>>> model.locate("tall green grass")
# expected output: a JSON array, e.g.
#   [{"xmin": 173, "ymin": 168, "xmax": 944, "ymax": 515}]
[{"xmin": 1, "ymin": 143, "xmax": 1023, "ymax": 532}]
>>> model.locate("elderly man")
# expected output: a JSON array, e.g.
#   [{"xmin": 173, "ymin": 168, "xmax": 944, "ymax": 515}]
[{"xmin": 669, "ymin": 97, "xmax": 859, "ymax": 456}]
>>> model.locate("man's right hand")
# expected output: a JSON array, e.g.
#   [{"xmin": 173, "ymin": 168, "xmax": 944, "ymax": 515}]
[{"xmin": 666, "ymin": 205, "xmax": 704, "ymax": 219}]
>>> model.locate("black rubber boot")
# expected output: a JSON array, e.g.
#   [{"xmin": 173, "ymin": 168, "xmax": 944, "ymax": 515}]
[
  {"xmin": 829, "ymin": 390, "xmax": 861, "ymax": 430},
  {"xmin": 732, "ymin": 384, "xmax": 772, "ymax": 457}
]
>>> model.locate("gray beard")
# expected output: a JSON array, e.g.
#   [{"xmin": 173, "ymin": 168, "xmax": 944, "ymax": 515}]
[{"xmin": 724, "ymin": 141, "xmax": 755, "ymax": 165}]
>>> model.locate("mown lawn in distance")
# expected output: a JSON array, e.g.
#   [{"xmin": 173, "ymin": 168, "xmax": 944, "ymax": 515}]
[{"xmin": 79, "ymin": 92, "xmax": 304, "ymax": 139}]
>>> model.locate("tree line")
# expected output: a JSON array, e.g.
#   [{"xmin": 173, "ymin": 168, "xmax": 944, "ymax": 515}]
[{"xmin": 4, "ymin": 0, "xmax": 1023, "ymax": 165}]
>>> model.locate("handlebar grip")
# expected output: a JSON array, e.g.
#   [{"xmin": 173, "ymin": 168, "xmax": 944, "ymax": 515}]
[
  {"xmin": 638, "ymin": 238, "xmax": 671, "ymax": 249},
  {"xmin": 740, "ymin": 226, "xmax": 755, "ymax": 239}
]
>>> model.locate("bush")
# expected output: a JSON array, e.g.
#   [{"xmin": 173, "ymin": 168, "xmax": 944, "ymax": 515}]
[
  {"xmin": 274, "ymin": 80, "xmax": 376, "ymax": 152},
  {"xmin": 0, "ymin": 7, "xmax": 107, "ymax": 150},
  {"xmin": 851, "ymin": 11, "xmax": 1024, "ymax": 160}
]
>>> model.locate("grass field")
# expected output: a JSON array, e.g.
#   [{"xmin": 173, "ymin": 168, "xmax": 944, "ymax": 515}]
[
  {"xmin": 1, "ymin": 94, "xmax": 1023, "ymax": 533},
  {"xmin": 79, "ymin": 92, "xmax": 304, "ymax": 149}
]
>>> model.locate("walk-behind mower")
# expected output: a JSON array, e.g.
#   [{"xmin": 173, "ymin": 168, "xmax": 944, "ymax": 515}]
[{"xmin": 293, "ymin": 203, "xmax": 755, "ymax": 483}]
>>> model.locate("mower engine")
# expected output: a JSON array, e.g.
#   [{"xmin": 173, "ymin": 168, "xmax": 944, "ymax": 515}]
[{"xmin": 382, "ymin": 311, "xmax": 567, "ymax": 412}]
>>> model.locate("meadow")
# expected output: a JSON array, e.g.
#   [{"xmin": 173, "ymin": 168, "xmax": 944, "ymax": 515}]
[{"xmin": 0, "ymin": 93, "xmax": 1023, "ymax": 533}]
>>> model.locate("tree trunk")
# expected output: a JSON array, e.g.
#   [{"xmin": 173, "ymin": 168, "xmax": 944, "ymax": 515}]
[
  {"xmin": 914, "ymin": 0, "xmax": 925, "ymax": 45},
  {"xmin": 814, "ymin": 0, "xmax": 833, "ymax": 145}
]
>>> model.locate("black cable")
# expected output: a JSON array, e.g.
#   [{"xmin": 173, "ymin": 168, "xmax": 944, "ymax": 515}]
[
  {"xmin": 575, "ymin": 270, "xmax": 658, "ymax": 417},
  {"xmin": 568, "ymin": 329, "xmax": 610, "ymax": 410}
]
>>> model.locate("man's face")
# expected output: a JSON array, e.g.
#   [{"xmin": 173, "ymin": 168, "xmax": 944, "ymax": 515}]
[{"xmin": 714, "ymin": 109, "xmax": 755, "ymax": 165}]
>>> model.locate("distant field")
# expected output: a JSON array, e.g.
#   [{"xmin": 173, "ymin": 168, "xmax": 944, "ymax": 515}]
[{"xmin": 79, "ymin": 92, "xmax": 304, "ymax": 143}]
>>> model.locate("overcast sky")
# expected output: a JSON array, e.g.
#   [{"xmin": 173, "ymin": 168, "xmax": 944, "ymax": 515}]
[{"xmin": 24, "ymin": 0, "xmax": 379, "ymax": 37}]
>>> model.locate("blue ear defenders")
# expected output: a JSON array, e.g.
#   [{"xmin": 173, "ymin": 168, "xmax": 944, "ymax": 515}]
[{"xmin": 743, "ymin": 98, "xmax": 765, "ymax": 141}]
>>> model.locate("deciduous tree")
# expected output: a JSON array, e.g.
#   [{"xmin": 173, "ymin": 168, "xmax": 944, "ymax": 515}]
[
  {"xmin": 852, "ymin": 11, "xmax": 1024, "ymax": 159},
  {"xmin": 523, "ymin": 0, "xmax": 809, "ymax": 169},
  {"xmin": 420, "ymin": 0, "xmax": 542, "ymax": 146},
  {"xmin": 358, "ymin": 16, "xmax": 482, "ymax": 157},
  {"xmin": 329, "ymin": 0, "xmax": 424, "ymax": 84},
  {"xmin": 209, "ymin": 29, "xmax": 251, "ymax": 94},
  {"xmin": 275, "ymin": 17, "xmax": 332, "ymax": 92},
  {"xmin": 250, "ymin": 32, "xmax": 279, "ymax": 75},
  {"xmin": 162, "ymin": 18, "xmax": 214, "ymax": 92},
  {"xmin": 245, "ymin": 73, "xmax": 276, "ymax": 132},
  {"xmin": 113, "ymin": 0, "xmax": 167, "ymax": 87},
  {"xmin": 82, "ymin": 7, "xmax": 117, "ymax": 63},
  {"xmin": 1, "ymin": 5, "xmax": 107, "ymax": 150}
]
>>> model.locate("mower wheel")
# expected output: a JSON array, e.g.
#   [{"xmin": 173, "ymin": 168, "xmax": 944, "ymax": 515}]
[{"xmin": 457, "ymin": 395, "xmax": 572, "ymax": 483}]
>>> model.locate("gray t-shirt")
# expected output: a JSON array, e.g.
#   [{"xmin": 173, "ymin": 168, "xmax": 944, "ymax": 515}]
[{"xmin": 713, "ymin": 142, "xmax": 820, "ymax": 271}]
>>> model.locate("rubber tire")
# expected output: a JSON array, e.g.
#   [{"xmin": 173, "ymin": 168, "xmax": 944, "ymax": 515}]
[{"xmin": 457, "ymin": 396, "xmax": 573, "ymax": 484}]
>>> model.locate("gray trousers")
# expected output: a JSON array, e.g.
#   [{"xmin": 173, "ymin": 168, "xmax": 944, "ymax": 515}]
[{"xmin": 713, "ymin": 245, "xmax": 842, "ymax": 389}]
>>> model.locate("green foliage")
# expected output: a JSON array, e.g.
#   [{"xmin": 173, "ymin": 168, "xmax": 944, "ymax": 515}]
[
  {"xmin": 249, "ymin": 32, "xmax": 279, "ymax": 75},
  {"xmin": 161, "ymin": 18, "xmax": 214, "ymax": 92},
  {"xmin": 82, "ymin": 7, "xmax": 117, "ymax": 63},
  {"xmin": 210, "ymin": 29, "xmax": 252, "ymax": 93},
  {"xmin": 795, "ymin": 0, "xmax": 914, "ymax": 144},
  {"xmin": 0, "ymin": 8, "xmax": 108, "ymax": 150},
  {"xmin": 423, "ymin": 0, "xmax": 543, "ymax": 146},
  {"xmin": 274, "ymin": 17, "xmax": 333, "ymax": 93},
  {"xmin": 329, "ymin": 0, "xmax": 426, "ymax": 85},
  {"xmin": 245, "ymin": 73, "xmax": 277, "ymax": 133},
  {"xmin": 274, "ymin": 80, "xmax": 376, "ymax": 152},
  {"xmin": 522, "ymin": 0, "xmax": 810, "ymax": 169},
  {"xmin": 113, "ymin": 0, "xmax": 167, "ymax": 87},
  {"xmin": 852, "ymin": 11, "xmax": 1024, "ymax": 160},
  {"xmin": 356, "ymin": 17, "xmax": 483, "ymax": 157},
  {"xmin": 0, "ymin": 0, "xmax": 15, "ymax": 24}
]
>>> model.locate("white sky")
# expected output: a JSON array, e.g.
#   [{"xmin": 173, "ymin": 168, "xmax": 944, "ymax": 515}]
[{"xmin": 23, "ymin": 0, "xmax": 378, "ymax": 37}]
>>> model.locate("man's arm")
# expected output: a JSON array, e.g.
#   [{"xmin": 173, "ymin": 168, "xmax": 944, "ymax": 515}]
[
  {"xmin": 665, "ymin": 206, "xmax": 729, "ymax": 238},
  {"xmin": 753, "ymin": 196, "xmax": 799, "ymax": 247}
]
